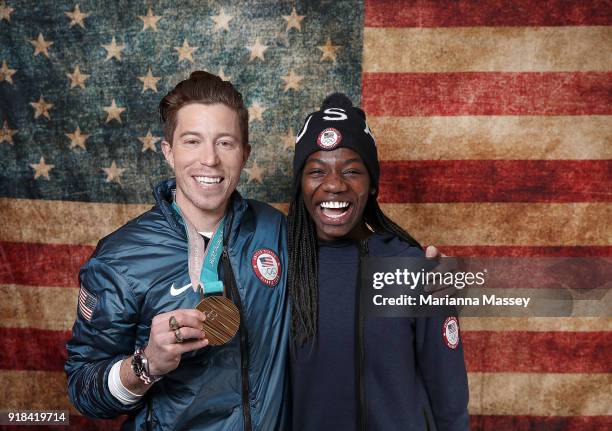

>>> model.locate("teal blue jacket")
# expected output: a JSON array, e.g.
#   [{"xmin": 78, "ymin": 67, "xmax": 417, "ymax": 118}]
[{"xmin": 65, "ymin": 179, "xmax": 290, "ymax": 430}]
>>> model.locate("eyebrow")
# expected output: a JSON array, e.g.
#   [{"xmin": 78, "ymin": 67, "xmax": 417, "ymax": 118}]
[
  {"xmin": 178, "ymin": 131, "xmax": 240, "ymax": 140},
  {"xmin": 179, "ymin": 131, "xmax": 203, "ymax": 138},
  {"xmin": 217, "ymin": 133, "xmax": 240, "ymax": 141}
]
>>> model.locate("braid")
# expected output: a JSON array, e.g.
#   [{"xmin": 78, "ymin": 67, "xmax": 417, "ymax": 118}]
[
  {"xmin": 287, "ymin": 193, "xmax": 319, "ymax": 347},
  {"xmin": 288, "ymin": 196, "xmax": 420, "ymax": 347},
  {"xmin": 364, "ymin": 199, "xmax": 422, "ymax": 248}
]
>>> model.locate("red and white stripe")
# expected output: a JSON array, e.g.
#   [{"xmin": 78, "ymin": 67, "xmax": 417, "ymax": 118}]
[{"xmin": 363, "ymin": 0, "xmax": 611, "ymax": 429}]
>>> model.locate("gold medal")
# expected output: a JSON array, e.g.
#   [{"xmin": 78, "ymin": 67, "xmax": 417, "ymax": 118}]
[{"xmin": 196, "ymin": 296, "xmax": 240, "ymax": 345}]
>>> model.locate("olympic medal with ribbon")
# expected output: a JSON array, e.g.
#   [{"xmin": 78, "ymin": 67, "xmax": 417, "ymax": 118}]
[{"xmin": 176, "ymin": 203, "xmax": 240, "ymax": 346}]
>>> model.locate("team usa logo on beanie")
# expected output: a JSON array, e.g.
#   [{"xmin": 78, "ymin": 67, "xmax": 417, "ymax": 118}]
[
  {"xmin": 317, "ymin": 127, "xmax": 342, "ymax": 149},
  {"xmin": 442, "ymin": 317, "xmax": 460, "ymax": 349},
  {"xmin": 251, "ymin": 248, "xmax": 281, "ymax": 286}
]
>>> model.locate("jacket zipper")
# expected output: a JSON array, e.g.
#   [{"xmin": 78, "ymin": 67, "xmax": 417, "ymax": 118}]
[
  {"xmin": 423, "ymin": 408, "xmax": 431, "ymax": 431},
  {"xmin": 222, "ymin": 247, "xmax": 253, "ymax": 431},
  {"xmin": 356, "ymin": 239, "xmax": 369, "ymax": 431}
]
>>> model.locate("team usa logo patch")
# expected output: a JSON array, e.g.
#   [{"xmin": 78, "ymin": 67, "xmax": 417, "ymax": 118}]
[
  {"xmin": 442, "ymin": 317, "xmax": 460, "ymax": 349},
  {"xmin": 251, "ymin": 248, "xmax": 281, "ymax": 287},
  {"xmin": 317, "ymin": 127, "xmax": 342, "ymax": 149}
]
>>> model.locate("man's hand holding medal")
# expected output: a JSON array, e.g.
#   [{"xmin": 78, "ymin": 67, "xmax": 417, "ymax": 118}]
[{"xmin": 144, "ymin": 309, "xmax": 209, "ymax": 377}]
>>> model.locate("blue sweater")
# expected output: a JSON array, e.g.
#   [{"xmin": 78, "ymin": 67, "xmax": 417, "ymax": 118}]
[{"xmin": 291, "ymin": 233, "xmax": 469, "ymax": 431}]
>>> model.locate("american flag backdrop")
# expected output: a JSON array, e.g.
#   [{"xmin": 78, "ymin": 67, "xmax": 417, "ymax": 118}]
[{"xmin": 0, "ymin": 0, "xmax": 610, "ymax": 430}]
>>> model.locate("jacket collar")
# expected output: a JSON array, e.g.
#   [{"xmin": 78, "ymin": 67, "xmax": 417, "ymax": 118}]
[{"xmin": 153, "ymin": 179, "xmax": 247, "ymax": 240}]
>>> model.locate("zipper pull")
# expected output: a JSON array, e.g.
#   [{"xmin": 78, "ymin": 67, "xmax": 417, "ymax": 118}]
[{"xmin": 222, "ymin": 246, "xmax": 229, "ymax": 259}]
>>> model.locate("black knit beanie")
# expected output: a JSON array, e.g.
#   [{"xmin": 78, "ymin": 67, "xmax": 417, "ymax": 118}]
[{"xmin": 291, "ymin": 93, "xmax": 379, "ymax": 196}]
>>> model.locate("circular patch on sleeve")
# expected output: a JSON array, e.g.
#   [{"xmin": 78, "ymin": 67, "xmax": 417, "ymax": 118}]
[
  {"xmin": 251, "ymin": 248, "xmax": 281, "ymax": 286},
  {"xmin": 317, "ymin": 127, "xmax": 342, "ymax": 149},
  {"xmin": 442, "ymin": 317, "xmax": 460, "ymax": 349}
]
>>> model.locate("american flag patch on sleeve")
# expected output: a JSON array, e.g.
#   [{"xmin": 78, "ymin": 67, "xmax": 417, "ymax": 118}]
[{"xmin": 78, "ymin": 285, "xmax": 98, "ymax": 322}]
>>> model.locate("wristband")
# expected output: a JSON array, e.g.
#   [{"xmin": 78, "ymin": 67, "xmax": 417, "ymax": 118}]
[{"xmin": 108, "ymin": 360, "xmax": 142, "ymax": 405}]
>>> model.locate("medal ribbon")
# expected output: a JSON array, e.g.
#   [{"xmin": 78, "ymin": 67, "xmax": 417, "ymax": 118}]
[{"xmin": 172, "ymin": 202, "xmax": 225, "ymax": 295}]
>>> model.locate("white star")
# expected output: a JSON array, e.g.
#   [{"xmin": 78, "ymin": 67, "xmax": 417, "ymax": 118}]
[
  {"xmin": 281, "ymin": 69, "xmax": 304, "ymax": 92},
  {"xmin": 30, "ymin": 157, "xmax": 54, "ymax": 180},
  {"xmin": 247, "ymin": 37, "xmax": 267, "ymax": 62},
  {"xmin": 211, "ymin": 8, "xmax": 233, "ymax": 32},
  {"xmin": 102, "ymin": 160, "xmax": 126, "ymax": 184},
  {"xmin": 245, "ymin": 161, "xmax": 264, "ymax": 183},
  {"xmin": 30, "ymin": 95, "xmax": 54, "ymax": 119},
  {"xmin": 103, "ymin": 99, "xmax": 125, "ymax": 123},
  {"xmin": 138, "ymin": 7, "xmax": 161, "ymax": 31},
  {"xmin": 318, "ymin": 37, "xmax": 340, "ymax": 62},
  {"xmin": 217, "ymin": 67, "xmax": 231, "ymax": 82},
  {"xmin": 65, "ymin": 126, "xmax": 89, "ymax": 150},
  {"xmin": 0, "ymin": 121, "xmax": 18, "ymax": 145},
  {"xmin": 281, "ymin": 127, "xmax": 295, "ymax": 150},
  {"xmin": 29, "ymin": 33, "xmax": 53, "ymax": 58},
  {"xmin": 174, "ymin": 39, "xmax": 197, "ymax": 63},
  {"xmin": 248, "ymin": 102, "xmax": 266, "ymax": 123},
  {"xmin": 139, "ymin": 129, "xmax": 161, "ymax": 152},
  {"xmin": 102, "ymin": 36, "xmax": 126, "ymax": 62},
  {"xmin": 0, "ymin": 60, "xmax": 16, "ymax": 84},
  {"xmin": 66, "ymin": 65, "xmax": 89, "ymax": 89},
  {"xmin": 0, "ymin": 3, "xmax": 14, "ymax": 22},
  {"xmin": 282, "ymin": 7, "xmax": 305, "ymax": 32},
  {"xmin": 65, "ymin": 4, "xmax": 90, "ymax": 29},
  {"xmin": 138, "ymin": 67, "xmax": 161, "ymax": 93}
]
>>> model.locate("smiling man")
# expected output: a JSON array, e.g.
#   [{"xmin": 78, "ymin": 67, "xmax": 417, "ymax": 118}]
[
  {"xmin": 287, "ymin": 93, "xmax": 469, "ymax": 431},
  {"xmin": 65, "ymin": 71, "xmax": 289, "ymax": 430},
  {"xmin": 163, "ymin": 102, "xmax": 248, "ymax": 232}
]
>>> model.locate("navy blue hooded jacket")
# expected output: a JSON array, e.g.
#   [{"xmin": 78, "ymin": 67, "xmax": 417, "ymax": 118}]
[
  {"xmin": 65, "ymin": 179, "xmax": 290, "ymax": 430},
  {"xmin": 291, "ymin": 233, "xmax": 469, "ymax": 431}
]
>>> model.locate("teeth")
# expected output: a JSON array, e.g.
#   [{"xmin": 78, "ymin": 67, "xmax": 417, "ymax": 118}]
[
  {"xmin": 320, "ymin": 201, "xmax": 349, "ymax": 209},
  {"xmin": 195, "ymin": 176, "xmax": 221, "ymax": 184},
  {"xmin": 322, "ymin": 211, "xmax": 345, "ymax": 219}
]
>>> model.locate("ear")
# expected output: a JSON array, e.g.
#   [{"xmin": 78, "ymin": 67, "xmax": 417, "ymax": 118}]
[
  {"xmin": 241, "ymin": 143, "xmax": 251, "ymax": 168},
  {"xmin": 161, "ymin": 140, "xmax": 174, "ymax": 170}
]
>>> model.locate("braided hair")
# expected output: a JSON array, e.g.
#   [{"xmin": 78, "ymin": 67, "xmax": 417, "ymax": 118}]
[{"xmin": 287, "ymin": 187, "xmax": 421, "ymax": 347}]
